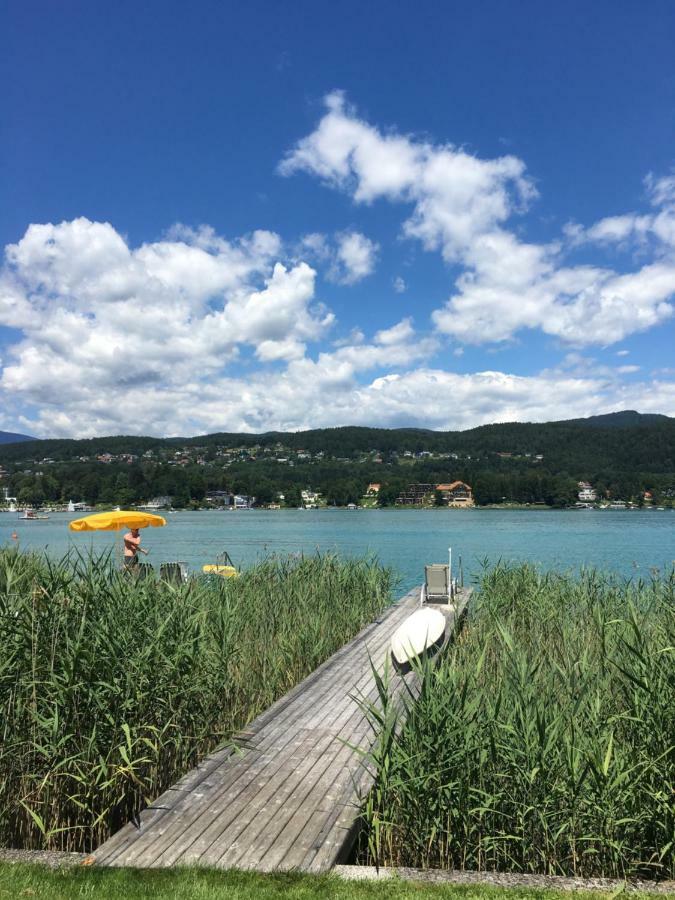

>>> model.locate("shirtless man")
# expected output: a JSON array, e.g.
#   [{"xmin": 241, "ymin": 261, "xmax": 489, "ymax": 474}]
[{"xmin": 123, "ymin": 527, "xmax": 148, "ymax": 570}]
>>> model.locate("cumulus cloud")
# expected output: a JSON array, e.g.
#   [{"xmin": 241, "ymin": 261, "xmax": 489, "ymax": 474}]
[
  {"xmin": 3, "ymin": 228, "xmax": 673, "ymax": 439},
  {"xmin": 281, "ymin": 91, "xmax": 535, "ymax": 262},
  {"xmin": 298, "ymin": 229, "xmax": 378, "ymax": 284},
  {"xmin": 282, "ymin": 93, "xmax": 675, "ymax": 347},
  {"xmin": 551, "ymin": 352, "xmax": 643, "ymax": 380},
  {"xmin": 0, "ymin": 218, "xmax": 335, "ymax": 434},
  {"xmin": 23, "ymin": 360, "xmax": 672, "ymax": 437},
  {"xmin": 566, "ymin": 174, "xmax": 675, "ymax": 252},
  {"xmin": 374, "ymin": 317, "xmax": 415, "ymax": 345},
  {"xmin": 432, "ymin": 242, "xmax": 675, "ymax": 345},
  {"xmin": 646, "ymin": 172, "xmax": 675, "ymax": 208},
  {"xmin": 331, "ymin": 231, "xmax": 378, "ymax": 284},
  {"xmin": 0, "ymin": 218, "xmax": 448, "ymax": 436},
  {"xmin": 2, "ymin": 99, "xmax": 675, "ymax": 439}
]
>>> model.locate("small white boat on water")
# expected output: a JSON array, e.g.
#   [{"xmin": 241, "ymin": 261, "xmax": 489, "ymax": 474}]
[
  {"xmin": 18, "ymin": 509, "xmax": 49, "ymax": 520},
  {"xmin": 391, "ymin": 607, "xmax": 446, "ymax": 668}
]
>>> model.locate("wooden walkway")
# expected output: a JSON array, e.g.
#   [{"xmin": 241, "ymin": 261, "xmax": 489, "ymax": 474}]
[{"xmin": 94, "ymin": 586, "xmax": 470, "ymax": 872}]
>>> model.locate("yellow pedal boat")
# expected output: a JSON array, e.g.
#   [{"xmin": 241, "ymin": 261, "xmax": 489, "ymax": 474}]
[
  {"xmin": 202, "ymin": 550, "xmax": 238, "ymax": 578},
  {"xmin": 202, "ymin": 563, "xmax": 238, "ymax": 578}
]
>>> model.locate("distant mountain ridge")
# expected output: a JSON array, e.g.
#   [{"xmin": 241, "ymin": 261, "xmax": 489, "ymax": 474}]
[
  {"xmin": 0, "ymin": 411, "xmax": 672, "ymax": 453},
  {"xmin": 0, "ymin": 411, "xmax": 673, "ymax": 475},
  {"xmin": 561, "ymin": 411, "xmax": 672, "ymax": 428},
  {"xmin": 0, "ymin": 430, "xmax": 35, "ymax": 445}
]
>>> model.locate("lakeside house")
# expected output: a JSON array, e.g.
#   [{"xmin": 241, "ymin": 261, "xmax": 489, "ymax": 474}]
[
  {"xmin": 396, "ymin": 482, "xmax": 436, "ymax": 504},
  {"xmin": 301, "ymin": 489, "xmax": 320, "ymax": 508},
  {"xmin": 396, "ymin": 481, "xmax": 474, "ymax": 507},
  {"xmin": 205, "ymin": 490, "xmax": 233, "ymax": 507},
  {"xmin": 233, "ymin": 494, "xmax": 255, "ymax": 509},
  {"xmin": 436, "ymin": 481, "xmax": 474, "ymax": 507},
  {"xmin": 137, "ymin": 496, "xmax": 172, "ymax": 510},
  {"xmin": 2, "ymin": 487, "xmax": 18, "ymax": 511},
  {"xmin": 578, "ymin": 481, "xmax": 597, "ymax": 502},
  {"xmin": 204, "ymin": 490, "xmax": 255, "ymax": 508}
]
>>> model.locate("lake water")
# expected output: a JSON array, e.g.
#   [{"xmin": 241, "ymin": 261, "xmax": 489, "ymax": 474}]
[{"xmin": 3, "ymin": 508, "xmax": 674, "ymax": 592}]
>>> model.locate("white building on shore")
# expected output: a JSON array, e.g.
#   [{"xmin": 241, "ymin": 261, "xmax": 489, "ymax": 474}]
[{"xmin": 578, "ymin": 482, "xmax": 597, "ymax": 502}]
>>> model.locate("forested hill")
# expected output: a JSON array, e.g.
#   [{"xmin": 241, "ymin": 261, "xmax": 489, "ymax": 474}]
[
  {"xmin": 0, "ymin": 411, "xmax": 674, "ymax": 473},
  {"xmin": 0, "ymin": 430, "xmax": 34, "ymax": 445}
]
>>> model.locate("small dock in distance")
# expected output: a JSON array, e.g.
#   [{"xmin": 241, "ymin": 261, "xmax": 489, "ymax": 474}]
[{"xmin": 95, "ymin": 585, "xmax": 472, "ymax": 873}]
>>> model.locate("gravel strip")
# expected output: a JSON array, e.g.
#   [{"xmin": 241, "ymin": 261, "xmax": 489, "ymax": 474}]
[
  {"xmin": 0, "ymin": 848, "xmax": 90, "ymax": 869},
  {"xmin": 334, "ymin": 865, "xmax": 675, "ymax": 894}
]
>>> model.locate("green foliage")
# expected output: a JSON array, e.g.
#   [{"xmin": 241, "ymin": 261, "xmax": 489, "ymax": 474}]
[
  {"xmin": 0, "ymin": 548, "xmax": 395, "ymax": 852},
  {"xmin": 359, "ymin": 565, "xmax": 675, "ymax": 879},
  {"xmin": 2, "ymin": 414, "xmax": 675, "ymax": 508}
]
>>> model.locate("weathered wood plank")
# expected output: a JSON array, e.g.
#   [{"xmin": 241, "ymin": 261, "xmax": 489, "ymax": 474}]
[
  {"xmin": 96, "ymin": 597, "xmax": 403, "ymax": 866},
  {"xmin": 94, "ymin": 586, "xmax": 471, "ymax": 872},
  {"xmin": 118, "ymin": 597, "xmax": 413, "ymax": 867},
  {"xmin": 224, "ymin": 667, "xmax": 396, "ymax": 871},
  {"xmin": 151, "ymin": 606, "xmax": 409, "ymax": 868}
]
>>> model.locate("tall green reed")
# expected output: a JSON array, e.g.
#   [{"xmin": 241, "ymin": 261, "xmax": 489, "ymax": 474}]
[
  {"xmin": 0, "ymin": 547, "xmax": 395, "ymax": 851},
  {"xmin": 359, "ymin": 564, "xmax": 675, "ymax": 879}
]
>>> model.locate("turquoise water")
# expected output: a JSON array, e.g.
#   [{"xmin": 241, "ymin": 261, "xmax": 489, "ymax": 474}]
[{"xmin": 3, "ymin": 508, "xmax": 674, "ymax": 592}]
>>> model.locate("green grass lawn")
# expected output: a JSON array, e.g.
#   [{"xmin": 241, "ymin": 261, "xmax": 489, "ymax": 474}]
[{"xmin": 0, "ymin": 864, "xmax": 672, "ymax": 900}]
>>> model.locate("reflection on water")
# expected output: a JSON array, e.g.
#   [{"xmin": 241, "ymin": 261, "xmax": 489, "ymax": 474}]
[{"xmin": 2, "ymin": 508, "xmax": 674, "ymax": 593}]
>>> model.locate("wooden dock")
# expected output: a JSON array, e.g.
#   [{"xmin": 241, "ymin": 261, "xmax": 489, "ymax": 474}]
[{"xmin": 94, "ymin": 585, "xmax": 471, "ymax": 873}]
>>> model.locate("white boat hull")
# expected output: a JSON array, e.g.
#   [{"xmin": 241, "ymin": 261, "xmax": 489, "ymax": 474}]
[{"xmin": 390, "ymin": 607, "xmax": 446, "ymax": 667}]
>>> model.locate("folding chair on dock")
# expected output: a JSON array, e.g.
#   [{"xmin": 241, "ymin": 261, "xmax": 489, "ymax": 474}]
[
  {"xmin": 159, "ymin": 562, "xmax": 189, "ymax": 585},
  {"xmin": 420, "ymin": 548, "xmax": 459, "ymax": 605},
  {"xmin": 421, "ymin": 564, "xmax": 451, "ymax": 604}
]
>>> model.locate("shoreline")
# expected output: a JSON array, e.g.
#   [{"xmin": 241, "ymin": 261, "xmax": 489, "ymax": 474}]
[{"xmin": 2, "ymin": 504, "xmax": 674, "ymax": 514}]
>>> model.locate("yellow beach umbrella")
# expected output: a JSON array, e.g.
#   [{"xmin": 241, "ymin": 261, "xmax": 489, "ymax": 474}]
[
  {"xmin": 69, "ymin": 510, "xmax": 167, "ymax": 532},
  {"xmin": 69, "ymin": 510, "xmax": 167, "ymax": 566}
]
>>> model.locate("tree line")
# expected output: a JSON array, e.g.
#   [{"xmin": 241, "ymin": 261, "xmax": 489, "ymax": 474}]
[
  {"xmin": 4, "ymin": 456, "xmax": 674, "ymax": 509},
  {"xmin": 2, "ymin": 412, "xmax": 674, "ymax": 508}
]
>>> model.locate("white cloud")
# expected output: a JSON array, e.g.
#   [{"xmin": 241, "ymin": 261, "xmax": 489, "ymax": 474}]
[
  {"xmin": 4, "ymin": 250, "xmax": 673, "ymax": 437},
  {"xmin": 298, "ymin": 232, "xmax": 332, "ymax": 261},
  {"xmin": 298, "ymin": 229, "xmax": 378, "ymax": 284},
  {"xmin": 544, "ymin": 352, "xmax": 645, "ymax": 382},
  {"xmin": 282, "ymin": 93, "xmax": 675, "ymax": 347},
  {"xmin": 646, "ymin": 172, "xmax": 675, "ymax": 207},
  {"xmin": 2, "ymin": 102, "xmax": 675, "ymax": 440},
  {"xmin": 331, "ymin": 231, "xmax": 378, "ymax": 284},
  {"xmin": 281, "ymin": 91, "xmax": 535, "ymax": 263},
  {"xmin": 374, "ymin": 317, "xmax": 415, "ymax": 345},
  {"xmin": 13, "ymin": 364, "xmax": 675, "ymax": 437},
  {"xmin": 393, "ymin": 276, "xmax": 406, "ymax": 293},
  {"xmin": 566, "ymin": 173, "xmax": 675, "ymax": 252},
  {"xmin": 0, "ymin": 218, "xmax": 335, "ymax": 434},
  {"xmin": 0, "ymin": 218, "xmax": 453, "ymax": 437},
  {"xmin": 433, "ymin": 247, "xmax": 675, "ymax": 345}
]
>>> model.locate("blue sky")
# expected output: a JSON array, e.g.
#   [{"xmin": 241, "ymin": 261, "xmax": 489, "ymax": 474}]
[{"xmin": 1, "ymin": 0, "xmax": 674, "ymax": 437}]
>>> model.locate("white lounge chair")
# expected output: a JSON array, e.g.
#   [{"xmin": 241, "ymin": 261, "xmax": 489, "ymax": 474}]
[{"xmin": 420, "ymin": 563, "xmax": 453, "ymax": 605}]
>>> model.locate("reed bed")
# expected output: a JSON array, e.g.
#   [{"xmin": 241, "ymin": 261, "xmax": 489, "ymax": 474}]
[
  {"xmin": 359, "ymin": 564, "xmax": 675, "ymax": 880},
  {"xmin": 0, "ymin": 548, "xmax": 395, "ymax": 852}
]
